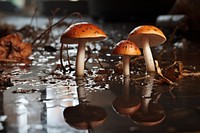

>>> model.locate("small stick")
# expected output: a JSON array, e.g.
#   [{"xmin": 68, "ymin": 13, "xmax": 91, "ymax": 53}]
[
  {"xmin": 32, "ymin": 12, "xmax": 81, "ymax": 47},
  {"xmin": 182, "ymin": 72, "xmax": 200, "ymax": 77}
]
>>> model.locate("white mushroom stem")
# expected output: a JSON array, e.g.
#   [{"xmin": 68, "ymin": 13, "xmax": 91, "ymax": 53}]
[
  {"xmin": 142, "ymin": 36, "xmax": 155, "ymax": 72},
  {"xmin": 76, "ymin": 41, "xmax": 86, "ymax": 77},
  {"xmin": 123, "ymin": 55, "xmax": 130, "ymax": 77}
]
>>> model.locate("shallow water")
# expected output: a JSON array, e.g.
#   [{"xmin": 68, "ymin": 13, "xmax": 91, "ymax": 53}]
[{"xmin": 0, "ymin": 16, "xmax": 200, "ymax": 133}]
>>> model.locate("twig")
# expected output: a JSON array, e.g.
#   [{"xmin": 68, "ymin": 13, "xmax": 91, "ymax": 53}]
[
  {"xmin": 31, "ymin": 12, "xmax": 81, "ymax": 48},
  {"xmin": 30, "ymin": 7, "xmax": 38, "ymax": 27},
  {"xmin": 155, "ymin": 60, "xmax": 174, "ymax": 85},
  {"xmin": 182, "ymin": 71, "xmax": 200, "ymax": 77}
]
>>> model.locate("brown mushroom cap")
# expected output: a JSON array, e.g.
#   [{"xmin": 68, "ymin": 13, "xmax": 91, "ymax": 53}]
[
  {"xmin": 63, "ymin": 104, "xmax": 107, "ymax": 130},
  {"xmin": 128, "ymin": 25, "xmax": 166, "ymax": 48},
  {"xmin": 60, "ymin": 22, "xmax": 107, "ymax": 44},
  {"xmin": 112, "ymin": 40, "xmax": 141, "ymax": 56}
]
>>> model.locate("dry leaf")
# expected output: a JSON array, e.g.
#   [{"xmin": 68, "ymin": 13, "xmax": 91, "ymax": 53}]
[
  {"xmin": 0, "ymin": 33, "xmax": 32, "ymax": 63},
  {"xmin": 163, "ymin": 61, "xmax": 183, "ymax": 81},
  {"xmin": 155, "ymin": 60, "xmax": 174, "ymax": 85}
]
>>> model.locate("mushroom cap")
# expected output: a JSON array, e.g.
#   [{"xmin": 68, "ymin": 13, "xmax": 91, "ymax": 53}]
[
  {"xmin": 112, "ymin": 40, "xmax": 141, "ymax": 56},
  {"xmin": 63, "ymin": 104, "xmax": 107, "ymax": 130},
  {"xmin": 128, "ymin": 25, "xmax": 166, "ymax": 48},
  {"xmin": 112, "ymin": 95, "xmax": 141, "ymax": 115},
  {"xmin": 60, "ymin": 22, "xmax": 107, "ymax": 44}
]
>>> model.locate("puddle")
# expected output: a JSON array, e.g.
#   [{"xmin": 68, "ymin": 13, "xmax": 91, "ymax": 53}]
[{"xmin": 0, "ymin": 16, "xmax": 200, "ymax": 133}]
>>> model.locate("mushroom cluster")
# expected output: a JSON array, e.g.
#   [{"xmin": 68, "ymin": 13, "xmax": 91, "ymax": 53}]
[
  {"xmin": 59, "ymin": 22, "xmax": 168, "ymax": 128},
  {"xmin": 60, "ymin": 22, "xmax": 107, "ymax": 77},
  {"xmin": 60, "ymin": 23, "xmax": 166, "ymax": 78},
  {"xmin": 112, "ymin": 25, "xmax": 166, "ymax": 77}
]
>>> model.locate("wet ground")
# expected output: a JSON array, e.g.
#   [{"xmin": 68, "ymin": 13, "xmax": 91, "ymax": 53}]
[{"xmin": 0, "ymin": 15, "xmax": 200, "ymax": 133}]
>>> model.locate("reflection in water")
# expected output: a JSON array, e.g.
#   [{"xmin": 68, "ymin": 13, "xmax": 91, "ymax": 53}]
[
  {"xmin": 3, "ymin": 85, "xmax": 43, "ymax": 133},
  {"xmin": 129, "ymin": 73, "xmax": 166, "ymax": 126},
  {"xmin": 63, "ymin": 78, "xmax": 107, "ymax": 132},
  {"xmin": 6, "ymin": 100, "xmax": 28, "ymax": 133},
  {"xmin": 112, "ymin": 76, "xmax": 141, "ymax": 116}
]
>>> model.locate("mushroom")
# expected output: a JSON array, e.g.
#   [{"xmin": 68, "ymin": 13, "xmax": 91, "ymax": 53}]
[
  {"xmin": 112, "ymin": 76, "xmax": 141, "ymax": 116},
  {"xmin": 128, "ymin": 25, "xmax": 166, "ymax": 73},
  {"xmin": 63, "ymin": 78, "xmax": 107, "ymax": 130},
  {"xmin": 60, "ymin": 22, "xmax": 107, "ymax": 77},
  {"xmin": 112, "ymin": 40, "xmax": 141, "ymax": 77}
]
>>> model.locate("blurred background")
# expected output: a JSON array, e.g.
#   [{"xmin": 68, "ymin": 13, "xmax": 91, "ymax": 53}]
[
  {"xmin": 0, "ymin": 0, "xmax": 175, "ymax": 21},
  {"xmin": 0, "ymin": 0, "xmax": 200, "ymax": 31}
]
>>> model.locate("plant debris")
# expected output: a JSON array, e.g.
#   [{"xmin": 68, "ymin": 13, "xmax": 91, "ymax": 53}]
[
  {"xmin": 155, "ymin": 60, "xmax": 175, "ymax": 85},
  {"xmin": 0, "ymin": 33, "xmax": 32, "ymax": 63},
  {"xmin": 0, "ymin": 73, "xmax": 13, "ymax": 91},
  {"xmin": 12, "ymin": 88, "xmax": 38, "ymax": 94},
  {"xmin": 163, "ymin": 61, "xmax": 183, "ymax": 81}
]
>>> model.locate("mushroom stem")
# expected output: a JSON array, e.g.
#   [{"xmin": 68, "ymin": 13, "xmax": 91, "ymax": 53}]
[
  {"xmin": 142, "ymin": 37, "xmax": 155, "ymax": 72},
  {"xmin": 76, "ymin": 41, "xmax": 86, "ymax": 77},
  {"xmin": 123, "ymin": 55, "xmax": 130, "ymax": 77}
]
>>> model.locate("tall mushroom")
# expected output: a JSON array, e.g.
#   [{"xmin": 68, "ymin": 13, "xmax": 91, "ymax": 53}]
[
  {"xmin": 112, "ymin": 40, "xmax": 141, "ymax": 77},
  {"xmin": 128, "ymin": 25, "xmax": 166, "ymax": 73},
  {"xmin": 60, "ymin": 22, "xmax": 107, "ymax": 77}
]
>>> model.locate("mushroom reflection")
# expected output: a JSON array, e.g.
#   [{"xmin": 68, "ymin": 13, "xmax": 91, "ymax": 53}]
[
  {"xmin": 3, "ymin": 85, "xmax": 42, "ymax": 133},
  {"xmin": 63, "ymin": 78, "xmax": 107, "ymax": 131},
  {"xmin": 129, "ymin": 73, "xmax": 165, "ymax": 126},
  {"xmin": 112, "ymin": 76, "xmax": 141, "ymax": 116}
]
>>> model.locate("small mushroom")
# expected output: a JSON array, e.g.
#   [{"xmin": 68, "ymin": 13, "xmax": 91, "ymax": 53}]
[
  {"xmin": 128, "ymin": 25, "xmax": 166, "ymax": 73},
  {"xmin": 112, "ymin": 40, "xmax": 141, "ymax": 77},
  {"xmin": 60, "ymin": 22, "xmax": 107, "ymax": 77}
]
